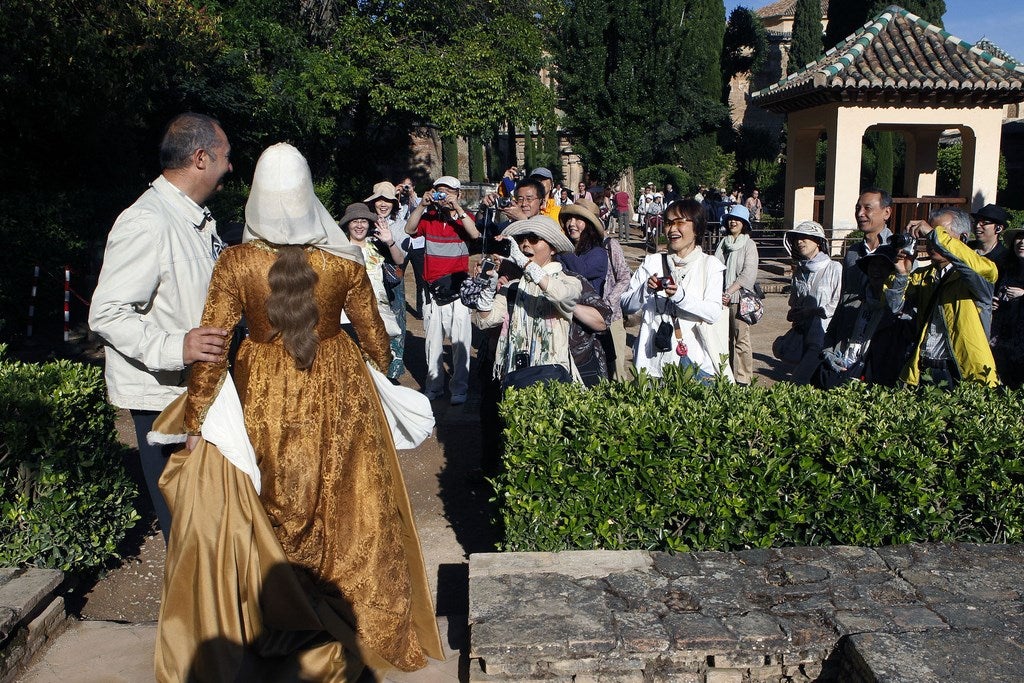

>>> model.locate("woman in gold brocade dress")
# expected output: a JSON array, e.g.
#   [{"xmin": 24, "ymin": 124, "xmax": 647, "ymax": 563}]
[{"xmin": 153, "ymin": 143, "xmax": 442, "ymax": 682}]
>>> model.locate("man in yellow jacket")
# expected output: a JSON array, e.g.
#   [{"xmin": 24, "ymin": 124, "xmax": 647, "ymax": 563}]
[{"xmin": 886, "ymin": 207, "xmax": 999, "ymax": 386}]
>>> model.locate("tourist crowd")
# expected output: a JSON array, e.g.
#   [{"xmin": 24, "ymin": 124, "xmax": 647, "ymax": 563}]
[{"xmin": 86, "ymin": 113, "xmax": 1021, "ymax": 681}]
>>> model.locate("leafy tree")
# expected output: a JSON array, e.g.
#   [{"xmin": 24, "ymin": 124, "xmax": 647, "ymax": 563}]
[
  {"xmin": 788, "ymin": 0, "xmax": 824, "ymax": 74},
  {"xmin": 722, "ymin": 7, "xmax": 769, "ymax": 80}
]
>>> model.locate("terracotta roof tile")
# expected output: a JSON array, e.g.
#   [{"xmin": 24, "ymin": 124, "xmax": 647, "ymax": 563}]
[
  {"xmin": 755, "ymin": 0, "xmax": 828, "ymax": 19},
  {"xmin": 752, "ymin": 5, "xmax": 1024, "ymax": 112}
]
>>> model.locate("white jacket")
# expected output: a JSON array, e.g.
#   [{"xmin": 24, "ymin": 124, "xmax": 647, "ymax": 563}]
[
  {"xmin": 89, "ymin": 175, "xmax": 223, "ymax": 411},
  {"xmin": 622, "ymin": 250, "xmax": 729, "ymax": 378}
]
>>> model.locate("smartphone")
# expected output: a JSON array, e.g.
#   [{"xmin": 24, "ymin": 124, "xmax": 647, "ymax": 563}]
[{"xmin": 482, "ymin": 236, "xmax": 512, "ymax": 257}]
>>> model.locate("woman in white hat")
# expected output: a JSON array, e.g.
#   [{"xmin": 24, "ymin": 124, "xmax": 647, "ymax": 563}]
[
  {"xmin": 365, "ymin": 181, "xmax": 409, "ymax": 379},
  {"xmin": 472, "ymin": 216, "xmax": 583, "ymax": 387},
  {"xmin": 714, "ymin": 204, "xmax": 760, "ymax": 385},
  {"xmin": 157, "ymin": 143, "xmax": 443, "ymax": 680},
  {"xmin": 622, "ymin": 199, "xmax": 732, "ymax": 380},
  {"xmin": 781, "ymin": 220, "xmax": 842, "ymax": 384}
]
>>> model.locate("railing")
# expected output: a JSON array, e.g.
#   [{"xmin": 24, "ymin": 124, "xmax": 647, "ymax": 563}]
[{"xmin": 812, "ymin": 195, "xmax": 970, "ymax": 233}]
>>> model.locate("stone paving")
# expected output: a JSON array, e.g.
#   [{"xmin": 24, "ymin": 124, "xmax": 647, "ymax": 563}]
[{"xmin": 468, "ymin": 544, "xmax": 1024, "ymax": 682}]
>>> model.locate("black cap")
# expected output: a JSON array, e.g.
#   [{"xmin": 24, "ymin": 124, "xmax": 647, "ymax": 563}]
[{"xmin": 971, "ymin": 203, "xmax": 1009, "ymax": 226}]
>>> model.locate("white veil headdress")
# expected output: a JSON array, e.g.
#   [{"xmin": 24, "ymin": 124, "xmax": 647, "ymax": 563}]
[{"xmin": 242, "ymin": 143, "xmax": 363, "ymax": 265}]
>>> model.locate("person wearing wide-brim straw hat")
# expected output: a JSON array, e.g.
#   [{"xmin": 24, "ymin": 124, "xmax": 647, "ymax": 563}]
[
  {"xmin": 565, "ymin": 195, "xmax": 634, "ymax": 382},
  {"xmin": 472, "ymin": 216, "xmax": 584, "ymax": 386},
  {"xmin": 364, "ymin": 182, "xmax": 410, "ymax": 379},
  {"xmin": 558, "ymin": 198, "xmax": 608, "ymax": 294},
  {"xmin": 781, "ymin": 220, "xmax": 843, "ymax": 384},
  {"xmin": 158, "ymin": 143, "xmax": 444, "ymax": 680}
]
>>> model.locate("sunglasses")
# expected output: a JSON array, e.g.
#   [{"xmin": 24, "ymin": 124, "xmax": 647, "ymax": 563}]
[{"xmin": 518, "ymin": 233, "xmax": 543, "ymax": 244}]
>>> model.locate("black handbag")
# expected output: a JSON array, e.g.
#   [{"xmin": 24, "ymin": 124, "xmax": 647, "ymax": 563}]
[
  {"xmin": 427, "ymin": 272, "xmax": 468, "ymax": 306},
  {"xmin": 503, "ymin": 363, "xmax": 572, "ymax": 390},
  {"xmin": 382, "ymin": 262, "xmax": 402, "ymax": 289}
]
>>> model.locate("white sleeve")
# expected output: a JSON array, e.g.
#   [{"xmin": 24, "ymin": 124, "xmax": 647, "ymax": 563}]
[{"xmin": 88, "ymin": 211, "xmax": 187, "ymax": 371}]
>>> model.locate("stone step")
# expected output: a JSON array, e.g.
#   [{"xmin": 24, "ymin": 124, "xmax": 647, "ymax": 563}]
[{"xmin": 468, "ymin": 544, "xmax": 1024, "ymax": 682}]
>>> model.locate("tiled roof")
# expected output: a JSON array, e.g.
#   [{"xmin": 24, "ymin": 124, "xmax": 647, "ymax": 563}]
[
  {"xmin": 755, "ymin": 0, "xmax": 828, "ymax": 20},
  {"xmin": 752, "ymin": 5, "xmax": 1024, "ymax": 113},
  {"xmin": 974, "ymin": 39, "xmax": 1020, "ymax": 65}
]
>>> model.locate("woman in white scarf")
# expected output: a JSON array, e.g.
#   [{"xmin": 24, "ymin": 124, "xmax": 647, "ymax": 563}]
[
  {"xmin": 714, "ymin": 204, "xmax": 760, "ymax": 385},
  {"xmin": 783, "ymin": 221, "xmax": 843, "ymax": 384},
  {"xmin": 622, "ymin": 199, "xmax": 732, "ymax": 380}
]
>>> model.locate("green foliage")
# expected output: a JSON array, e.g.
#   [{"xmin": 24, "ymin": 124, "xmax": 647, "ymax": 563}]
[
  {"xmin": 730, "ymin": 125, "xmax": 782, "ymax": 193},
  {"xmin": 494, "ymin": 368, "xmax": 1024, "ymax": 552},
  {"xmin": 677, "ymin": 137, "xmax": 736, "ymax": 191},
  {"xmin": 636, "ymin": 166, "xmax": 692, "ymax": 198},
  {"xmin": 469, "ymin": 139, "xmax": 486, "ymax": 183},
  {"xmin": 722, "ymin": 7, "xmax": 769, "ymax": 79},
  {"xmin": 555, "ymin": 0, "xmax": 726, "ymax": 180},
  {"xmin": 937, "ymin": 143, "xmax": 1009, "ymax": 197},
  {"xmin": 788, "ymin": 0, "xmax": 824, "ymax": 74},
  {"xmin": 679, "ymin": 0, "xmax": 727, "ymax": 103},
  {"xmin": 0, "ymin": 356, "xmax": 140, "ymax": 572},
  {"xmin": 442, "ymin": 136, "xmax": 460, "ymax": 178},
  {"xmin": 873, "ymin": 132, "xmax": 895, "ymax": 194}
]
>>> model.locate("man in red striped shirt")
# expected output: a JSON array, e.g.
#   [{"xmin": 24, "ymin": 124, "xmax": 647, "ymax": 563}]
[{"xmin": 405, "ymin": 176, "xmax": 481, "ymax": 405}]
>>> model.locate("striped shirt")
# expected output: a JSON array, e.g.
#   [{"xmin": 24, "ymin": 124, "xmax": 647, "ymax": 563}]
[{"xmin": 414, "ymin": 210, "xmax": 471, "ymax": 282}]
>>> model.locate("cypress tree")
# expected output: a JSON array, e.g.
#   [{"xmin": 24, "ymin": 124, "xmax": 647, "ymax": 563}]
[
  {"xmin": 788, "ymin": 0, "xmax": 823, "ymax": 74},
  {"xmin": 678, "ymin": 0, "xmax": 727, "ymax": 103},
  {"xmin": 722, "ymin": 7, "xmax": 769, "ymax": 80},
  {"xmin": 442, "ymin": 135, "xmax": 459, "ymax": 177},
  {"xmin": 469, "ymin": 138, "xmax": 485, "ymax": 182},
  {"xmin": 873, "ymin": 132, "xmax": 894, "ymax": 194}
]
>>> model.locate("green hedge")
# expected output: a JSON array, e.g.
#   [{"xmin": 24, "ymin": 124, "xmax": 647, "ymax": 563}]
[
  {"xmin": 495, "ymin": 368, "xmax": 1024, "ymax": 552},
  {"xmin": 0, "ymin": 349, "xmax": 140, "ymax": 571}
]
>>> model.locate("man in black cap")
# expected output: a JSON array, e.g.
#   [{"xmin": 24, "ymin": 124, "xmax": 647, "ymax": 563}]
[{"xmin": 972, "ymin": 203, "xmax": 1010, "ymax": 277}]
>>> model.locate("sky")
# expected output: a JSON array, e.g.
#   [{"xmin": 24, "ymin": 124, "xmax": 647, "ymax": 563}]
[{"xmin": 723, "ymin": 1, "xmax": 1024, "ymax": 62}]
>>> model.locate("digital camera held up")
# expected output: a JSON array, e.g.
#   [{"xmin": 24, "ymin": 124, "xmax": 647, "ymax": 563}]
[
  {"xmin": 496, "ymin": 196, "xmax": 513, "ymax": 209},
  {"xmin": 431, "ymin": 191, "xmax": 448, "ymax": 202}
]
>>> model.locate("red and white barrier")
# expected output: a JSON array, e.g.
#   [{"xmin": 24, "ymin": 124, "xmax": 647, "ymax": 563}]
[{"xmin": 27, "ymin": 265, "xmax": 39, "ymax": 338}]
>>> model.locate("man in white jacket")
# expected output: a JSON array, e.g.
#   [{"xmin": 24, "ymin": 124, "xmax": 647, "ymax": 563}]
[{"xmin": 89, "ymin": 113, "xmax": 232, "ymax": 540}]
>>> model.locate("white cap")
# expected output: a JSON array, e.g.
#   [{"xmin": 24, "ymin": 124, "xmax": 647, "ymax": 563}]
[{"xmin": 433, "ymin": 175, "xmax": 461, "ymax": 190}]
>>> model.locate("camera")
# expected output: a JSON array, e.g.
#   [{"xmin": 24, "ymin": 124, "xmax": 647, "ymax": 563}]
[
  {"xmin": 480, "ymin": 258, "xmax": 497, "ymax": 276},
  {"xmin": 890, "ymin": 233, "xmax": 916, "ymax": 254},
  {"xmin": 496, "ymin": 196, "xmax": 513, "ymax": 209},
  {"xmin": 483, "ymin": 235, "xmax": 512, "ymax": 257},
  {"xmin": 431, "ymin": 191, "xmax": 448, "ymax": 202},
  {"xmin": 657, "ymin": 276, "xmax": 674, "ymax": 289}
]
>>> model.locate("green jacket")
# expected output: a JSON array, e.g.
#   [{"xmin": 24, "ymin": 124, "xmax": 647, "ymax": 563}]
[{"xmin": 885, "ymin": 229, "xmax": 998, "ymax": 386}]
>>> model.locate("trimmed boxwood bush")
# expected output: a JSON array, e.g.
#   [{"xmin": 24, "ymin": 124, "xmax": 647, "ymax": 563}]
[
  {"xmin": 495, "ymin": 367, "xmax": 1024, "ymax": 552},
  {"xmin": 0, "ymin": 348, "xmax": 140, "ymax": 571}
]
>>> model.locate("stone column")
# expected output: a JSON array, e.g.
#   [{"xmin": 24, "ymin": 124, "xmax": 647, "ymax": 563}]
[
  {"xmin": 960, "ymin": 111, "xmax": 1004, "ymax": 209},
  {"xmin": 783, "ymin": 111, "xmax": 822, "ymax": 228},
  {"xmin": 823, "ymin": 108, "xmax": 865, "ymax": 254}
]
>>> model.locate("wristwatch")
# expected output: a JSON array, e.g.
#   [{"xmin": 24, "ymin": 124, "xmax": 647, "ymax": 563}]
[{"xmin": 455, "ymin": 213, "xmax": 467, "ymax": 221}]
